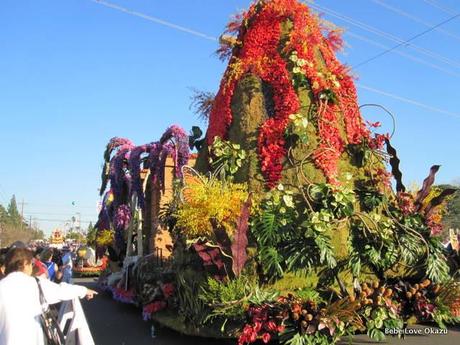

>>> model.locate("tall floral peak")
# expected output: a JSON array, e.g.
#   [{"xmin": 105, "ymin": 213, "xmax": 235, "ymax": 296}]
[{"xmin": 206, "ymin": 0, "xmax": 370, "ymax": 187}]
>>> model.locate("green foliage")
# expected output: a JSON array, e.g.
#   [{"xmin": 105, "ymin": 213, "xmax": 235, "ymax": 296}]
[
  {"xmin": 248, "ymin": 286, "xmax": 279, "ymax": 305},
  {"xmin": 364, "ymin": 306, "xmax": 403, "ymax": 342},
  {"xmin": 347, "ymin": 142, "xmax": 373, "ymax": 167},
  {"xmin": 66, "ymin": 231, "xmax": 86, "ymax": 242},
  {"xmin": 199, "ymin": 276, "xmax": 254, "ymax": 323},
  {"xmin": 439, "ymin": 184, "xmax": 460, "ymax": 237},
  {"xmin": 200, "ymin": 276, "xmax": 252, "ymax": 307},
  {"xmin": 209, "ymin": 137, "xmax": 247, "ymax": 178},
  {"xmin": 86, "ymin": 222, "xmax": 97, "ymax": 246},
  {"xmin": 433, "ymin": 304, "xmax": 460, "ymax": 329},
  {"xmin": 426, "ymin": 236, "xmax": 450, "ymax": 283},
  {"xmin": 360, "ymin": 190, "xmax": 384, "ymax": 212},
  {"xmin": 175, "ymin": 269, "xmax": 208, "ymax": 326},
  {"xmin": 281, "ymin": 332, "xmax": 334, "ymax": 345},
  {"xmin": 7, "ymin": 195, "xmax": 21, "ymax": 225},
  {"xmin": 309, "ymin": 183, "xmax": 355, "ymax": 219},
  {"xmin": 0, "ymin": 195, "xmax": 45, "ymax": 246},
  {"xmin": 252, "ymin": 184, "xmax": 297, "ymax": 279},
  {"xmin": 289, "ymin": 51, "xmax": 312, "ymax": 90},
  {"xmin": 304, "ymin": 215, "xmax": 337, "ymax": 268},
  {"xmin": 0, "ymin": 205, "xmax": 8, "ymax": 223},
  {"xmin": 284, "ymin": 237, "xmax": 318, "ymax": 275},
  {"xmin": 286, "ymin": 113, "xmax": 309, "ymax": 144},
  {"xmin": 399, "ymin": 233, "xmax": 423, "ymax": 266},
  {"xmin": 295, "ymin": 287, "xmax": 323, "ymax": 303},
  {"xmin": 253, "ymin": 183, "xmax": 340, "ymax": 280}
]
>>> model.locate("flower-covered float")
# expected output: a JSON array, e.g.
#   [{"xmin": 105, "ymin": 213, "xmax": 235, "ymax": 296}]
[
  {"xmin": 95, "ymin": 1, "xmax": 460, "ymax": 344},
  {"xmin": 73, "ymin": 246, "xmax": 108, "ymax": 277}
]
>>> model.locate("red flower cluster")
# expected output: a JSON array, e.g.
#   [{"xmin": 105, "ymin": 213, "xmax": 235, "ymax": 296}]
[
  {"xmin": 207, "ymin": 0, "xmax": 372, "ymax": 187},
  {"xmin": 238, "ymin": 305, "xmax": 285, "ymax": 345},
  {"xmin": 373, "ymin": 167, "xmax": 392, "ymax": 191},
  {"xmin": 368, "ymin": 133, "xmax": 388, "ymax": 151},
  {"xmin": 397, "ymin": 192, "xmax": 416, "ymax": 216},
  {"xmin": 415, "ymin": 297, "xmax": 436, "ymax": 320},
  {"xmin": 160, "ymin": 283, "xmax": 175, "ymax": 299},
  {"xmin": 112, "ymin": 287, "xmax": 135, "ymax": 304},
  {"xmin": 142, "ymin": 301, "xmax": 167, "ymax": 321}
]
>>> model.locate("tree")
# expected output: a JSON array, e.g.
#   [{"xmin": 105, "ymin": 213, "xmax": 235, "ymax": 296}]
[
  {"xmin": 66, "ymin": 231, "xmax": 85, "ymax": 243},
  {"xmin": 7, "ymin": 195, "xmax": 21, "ymax": 225},
  {"xmin": 86, "ymin": 222, "xmax": 97, "ymax": 247},
  {"xmin": 31, "ymin": 228, "xmax": 45, "ymax": 240},
  {"xmin": 0, "ymin": 204, "xmax": 7, "ymax": 223},
  {"xmin": 441, "ymin": 185, "xmax": 460, "ymax": 234},
  {"xmin": 0, "ymin": 195, "xmax": 45, "ymax": 246}
]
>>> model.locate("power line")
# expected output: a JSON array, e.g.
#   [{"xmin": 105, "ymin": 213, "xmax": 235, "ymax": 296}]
[
  {"xmin": 372, "ymin": 0, "xmax": 460, "ymax": 43},
  {"xmin": 25, "ymin": 202, "xmax": 96, "ymax": 209},
  {"xmin": 357, "ymin": 83, "xmax": 460, "ymax": 119},
  {"xmin": 346, "ymin": 31, "xmax": 460, "ymax": 77},
  {"xmin": 353, "ymin": 12, "xmax": 460, "ymax": 69},
  {"xmin": 423, "ymin": 0, "xmax": 458, "ymax": 16},
  {"xmin": 85, "ymin": 0, "xmax": 460, "ymax": 118},
  {"xmin": 24, "ymin": 211, "xmax": 96, "ymax": 217},
  {"xmin": 89, "ymin": 0, "xmax": 218, "ymax": 41},
  {"xmin": 306, "ymin": 1, "xmax": 460, "ymax": 71},
  {"xmin": 33, "ymin": 218, "xmax": 93, "ymax": 224}
]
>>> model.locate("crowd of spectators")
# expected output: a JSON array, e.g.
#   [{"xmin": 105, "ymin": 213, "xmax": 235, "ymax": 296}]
[{"xmin": 0, "ymin": 242, "xmax": 96, "ymax": 345}]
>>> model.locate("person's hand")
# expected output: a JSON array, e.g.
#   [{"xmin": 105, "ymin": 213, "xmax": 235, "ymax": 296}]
[{"xmin": 85, "ymin": 289, "xmax": 98, "ymax": 300}]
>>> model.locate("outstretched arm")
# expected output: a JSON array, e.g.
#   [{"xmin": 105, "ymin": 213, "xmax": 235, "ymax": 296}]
[{"xmin": 39, "ymin": 278, "xmax": 97, "ymax": 305}]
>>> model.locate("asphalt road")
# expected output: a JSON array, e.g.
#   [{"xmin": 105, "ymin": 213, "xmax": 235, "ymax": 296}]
[{"xmin": 76, "ymin": 278, "xmax": 460, "ymax": 345}]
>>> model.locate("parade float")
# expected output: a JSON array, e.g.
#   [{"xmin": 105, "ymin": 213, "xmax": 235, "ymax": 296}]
[
  {"xmin": 95, "ymin": 0, "xmax": 460, "ymax": 343},
  {"xmin": 73, "ymin": 246, "xmax": 108, "ymax": 277},
  {"xmin": 49, "ymin": 229, "xmax": 65, "ymax": 247}
]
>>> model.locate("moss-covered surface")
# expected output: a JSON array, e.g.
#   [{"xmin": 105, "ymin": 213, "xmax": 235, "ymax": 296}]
[
  {"xmin": 270, "ymin": 272, "xmax": 318, "ymax": 295},
  {"xmin": 228, "ymin": 74, "xmax": 268, "ymax": 194}
]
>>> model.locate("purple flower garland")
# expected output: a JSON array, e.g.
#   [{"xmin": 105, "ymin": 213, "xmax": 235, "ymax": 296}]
[
  {"xmin": 128, "ymin": 143, "xmax": 155, "ymax": 209},
  {"xmin": 109, "ymin": 147, "xmax": 132, "ymax": 205},
  {"xmin": 159, "ymin": 125, "xmax": 190, "ymax": 178},
  {"xmin": 113, "ymin": 204, "xmax": 131, "ymax": 250},
  {"xmin": 100, "ymin": 137, "xmax": 134, "ymax": 195}
]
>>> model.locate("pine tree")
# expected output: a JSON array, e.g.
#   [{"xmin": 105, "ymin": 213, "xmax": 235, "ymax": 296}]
[
  {"xmin": 86, "ymin": 222, "xmax": 97, "ymax": 246},
  {"xmin": 0, "ymin": 204, "xmax": 7, "ymax": 223},
  {"xmin": 7, "ymin": 195, "xmax": 21, "ymax": 224}
]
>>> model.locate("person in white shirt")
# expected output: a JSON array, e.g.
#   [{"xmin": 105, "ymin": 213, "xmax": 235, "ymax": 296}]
[{"xmin": 0, "ymin": 248, "xmax": 97, "ymax": 345}]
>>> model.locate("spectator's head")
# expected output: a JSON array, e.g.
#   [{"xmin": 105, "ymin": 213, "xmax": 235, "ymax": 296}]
[
  {"xmin": 0, "ymin": 248, "xmax": 9, "ymax": 277},
  {"xmin": 40, "ymin": 248, "xmax": 54, "ymax": 262},
  {"xmin": 4, "ymin": 248, "xmax": 34, "ymax": 276},
  {"xmin": 34, "ymin": 247, "xmax": 44, "ymax": 260},
  {"xmin": 10, "ymin": 241, "xmax": 26, "ymax": 249}
]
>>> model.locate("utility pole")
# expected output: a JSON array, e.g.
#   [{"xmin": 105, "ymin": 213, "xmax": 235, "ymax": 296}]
[
  {"xmin": 19, "ymin": 199, "xmax": 27, "ymax": 229},
  {"xmin": 20, "ymin": 199, "xmax": 24, "ymax": 229},
  {"xmin": 19, "ymin": 199, "xmax": 26, "ymax": 219}
]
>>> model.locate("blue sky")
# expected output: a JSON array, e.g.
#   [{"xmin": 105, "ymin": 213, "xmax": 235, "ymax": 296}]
[{"xmin": 0, "ymin": 0, "xmax": 459, "ymax": 234}]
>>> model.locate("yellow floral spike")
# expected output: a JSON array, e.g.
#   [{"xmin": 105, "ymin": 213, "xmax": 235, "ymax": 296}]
[{"xmin": 176, "ymin": 175, "xmax": 248, "ymax": 239}]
